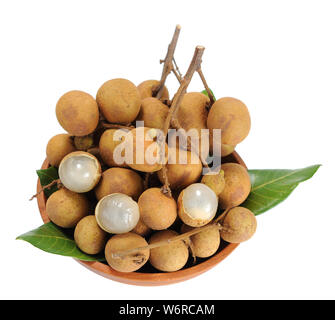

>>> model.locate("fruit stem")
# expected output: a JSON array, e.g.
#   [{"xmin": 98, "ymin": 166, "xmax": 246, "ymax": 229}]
[
  {"xmin": 160, "ymin": 46, "xmax": 206, "ymax": 197},
  {"xmin": 111, "ymin": 222, "xmax": 222, "ymax": 259},
  {"xmin": 197, "ymin": 68, "xmax": 215, "ymax": 105},
  {"xmin": 215, "ymin": 207, "xmax": 232, "ymax": 223},
  {"xmin": 100, "ymin": 122, "xmax": 134, "ymax": 130},
  {"xmin": 29, "ymin": 179, "xmax": 61, "ymax": 201},
  {"xmin": 154, "ymin": 25, "xmax": 182, "ymax": 99}
]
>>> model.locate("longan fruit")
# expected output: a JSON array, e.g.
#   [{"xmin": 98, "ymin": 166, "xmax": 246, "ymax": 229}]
[
  {"xmin": 201, "ymin": 169, "xmax": 225, "ymax": 196},
  {"xmin": 99, "ymin": 129, "xmax": 128, "ymax": 168},
  {"xmin": 125, "ymin": 127, "xmax": 168, "ymax": 172},
  {"xmin": 46, "ymin": 188, "xmax": 89, "ymax": 228},
  {"xmin": 132, "ymin": 218, "xmax": 151, "ymax": 237},
  {"xmin": 96, "ymin": 79, "xmax": 141, "ymax": 124},
  {"xmin": 137, "ymin": 80, "xmax": 169, "ymax": 100},
  {"xmin": 176, "ymin": 92, "xmax": 210, "ymax": 158},
  {"xmin": 181, "ymin": 224, "xmax": 220, "ymax": 258},
  {"xmin": 209, "ymin": 130, "xmax": 235, "ymax": 157},
  {"xmin": 138, "ymin": 188, "xmax": 177, "ymax": 230},
  {"xmin": 56, "ymin": 90, "xmax": 99, "ymax": 136},
  {"xmin": 207, "ymin": 97, "xmax": 251, "ymax": 146},
  {"xmin": 218, "ymin": 163, "xmax": 251, "ymax": 209},
  {"xmin": 74, "ymin": 215, "xmax": 107, "ymax": 255},
  {"xmin": 105, "ymin": 233, "xmax": 150, "ymax": 272},
  {"xmin": 149, "ymin": 230, "xmax": 189, "ymax": 272},
  {"xmin": 136, "ymin": 97, "xmax": 169, "ymax": 130},
  {"xmin": 176, "ymin": 92, "xmax": 209, "ymax": 132},
  {"xmin": 94, "ymin": 167, "xmax": 144, "ymax": 201},
  {"xmin": 157, "ymin": 148, "xmax": 202, "ymax": 190},
  {"xmin": 220, "ymin": 207, "xmax": 257, "ymax": 243},
  {"xmin": 46, "ymin": 134, "xmax": 76, "ymax": 167},
  {"xmin": 74, "ymin": 135, "xmax": 94, "ymax": 151}
]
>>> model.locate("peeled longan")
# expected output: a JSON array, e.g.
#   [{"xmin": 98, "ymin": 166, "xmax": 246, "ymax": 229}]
[
  {"xmin": 46, "ymin": 134, "xmax": 76, "ymax": 167},
  {"xmin": 46, "ymin": 188, "xmax": 89, "ymax": 228},
  {"xmin": 132, "ymin": 218, "xmax": 151, "ymax": 237},
  {"xmin": 56, "ymin": 90, "xmax": 99, "ymax": 136},
  {"xmin": 181, "ymin": 224, "xmax": 220, "ymax": 258},
  {"xmin": 157, "ymin": 148, "xmax": 202, "ymax": 190},
  {"xmin": 149, "ymin": 230, "xmax": 189, "ymax": 272},
  {"xmin": 136, "ymin": 97, "xmax": 169, "ymax": 130},
  {"xmin": 99, "ymin": 129, "xmax": 128, "ymax": 168},
  {"xmin": 138, "ymin": 188, "xmax": 177, "ymax": 230},
  {"xmin": 94, "ymin": 167, "xmax": 144, "ymax": 201},
  {"xmin": 207, "ymin": 97, "xmax": 251, "ymax": 146},
  {"xmin": 220, "ymin": 207, "xmax": 257, "ymax": 243},
  {"xmin": 218, "ymin": 163, "xmax": 251, "ymax": 209},
  {"xmin": 201, "ymin": 169, "xmax": 225, "ymax": 196},
  {"xmin": 125, "ymin": 127, "xmax": 168, "ymax": 172},
  {"xmin": 137, "ymin": 80, "xmax": 169, "ymax": 100},
  {"xmin": 96, "ymin": 79, "xmax": 141, "ymax": 124},
  {"xmin": 74, "ymin": 215, "xmax": 107, "ymax": 254},
  {"xmin": 105, "ymin": 233, "xmax": 150, "ymax": 272}
]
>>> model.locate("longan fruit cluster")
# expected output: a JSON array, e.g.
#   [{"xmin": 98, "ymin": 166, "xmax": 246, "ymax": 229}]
[{"xmin": 43, "ymin": 35, "xmax": 257, "ymax": 274}]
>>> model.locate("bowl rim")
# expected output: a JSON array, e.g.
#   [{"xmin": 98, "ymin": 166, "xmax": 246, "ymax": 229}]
[{"xmin": 37, "ymin": 151, "xmax": 245, "ymax": 286}]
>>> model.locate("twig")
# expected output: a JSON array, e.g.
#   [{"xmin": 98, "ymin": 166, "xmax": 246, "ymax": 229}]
[
  {"xmin": 100, "ymin": 122, "xmax": 134, "ymax": 130},
  {"xmin": 215, "ymin": 207, "xmax": 232, "ymax": 223},
  {"xmin": 154, "ymin": 25, "xmax": 181, "ymax": 99},
  {"xmin": 29, "ymin": 179, "xmax": 61, "ymax": 201},
  {"xmin": 173, "ymin": 57, "xmax": 183, "ymax": 79},
  {"xmin": 160, "ymin": 166, "xmax": 172, "ymax": 197},
  {"xmin": 160, "ymin": 46, "xmax": 206, "ymax": 196},
  {"xmin": 112, "ymin": 222, "xmax": 222, "ymax": 259},
  {"xmin": 197, "ymin": 68, "xmax": 215, "ymax": 105}
]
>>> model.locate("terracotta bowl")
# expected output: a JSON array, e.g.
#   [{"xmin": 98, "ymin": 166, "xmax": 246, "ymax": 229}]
[{"xmin": 37, "ymin": 151, "xmax": 246, "ymax": 286}]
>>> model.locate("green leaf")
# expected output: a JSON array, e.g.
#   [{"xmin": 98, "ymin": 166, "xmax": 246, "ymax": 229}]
[
  {"xmin": 201, "ymin": 89, "xmax": 216, "ymax": 101},
  {"xmin": 36, "ymin": 166, "xmax": 59, "ymax": 197},
  {"xmin": 243, "ymin": 165, "xmax": 321, "ymax": 215},
  {"xmin": 16, "ymin": 222, "xmax": 105, "ymax": 262}
]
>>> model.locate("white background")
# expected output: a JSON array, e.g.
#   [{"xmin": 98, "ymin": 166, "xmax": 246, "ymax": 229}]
[{"xmin": 1, "ymin": 0, "xmax": 334, "ymax": 300}]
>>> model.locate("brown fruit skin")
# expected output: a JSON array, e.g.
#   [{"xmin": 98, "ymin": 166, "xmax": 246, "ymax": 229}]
[
  {"xmin": 137, "ymin": 80, "xmax": 169, "ymax": 100},
  {"xmin": 176, "ymin": 92, "xmax": 210, "ymax": 158},
  {"xmin": 105, "ymin": 233, "xmax": 149, "ymax": 272},
  {"xmin": 46, "ymin": 188, "xmax": 89, "ymax": 228},
  {"xmin": 96, "ymin": 79, "xmax": 141, "ymax": 124},
  {"xmin": 149, "ymin": 230, "xmax": 189, "ymax": 272},
  {"xmin": 181, "ymin": 224, "xmax": 220, "ymax": 258},
  {"xmin": 201, "ymin": 170, "xmax": 225, "ymax": 196},
  {"xmin": 218, "ymin": 163, "xmax": 251, "ymax": 209},
  {"xmin": 138, "ymin": 188, "xmax": 177, "ymax": 230},
  {"xmin": 99, "ymin": 129, "xmax": 128, "ymax": 167},
  {"xmin": 74, "ymin": 135, "xmax": 94, "ymax": 151},
  {"xmin": 56, "ymin": 90, "xmax": 99, "ymax": 136},
  {"xmin": 125, "ymin": 127, "xmax": 168, "ymax": 173},
  {"xmin": 177, "ymin": 92, "xmax": 209, "ymax": 132},
  {"xmin": 207, "ymin": 97, "xmax": 251, "ymax": 146},
  {"xmin": 220, "ymin": 207, "xmax": 257, "ymax": 243},
  {"xmin": 136, "ymin": 97, "xmax": 169, "ymax": 130},
  {"xmin": 132, "ymin": 218, "xmax": 151, "ymax": 237},
  {"xmin": 46, "ymin": 134, "xmax": 76, "ymax": 167},
  {"xmin": 94, "ymin": 167, "xmax": 144, "ymax": 201},
  {"xmin": 209, "ymin": 129, "xmax": 235, "ymax": 157},
  {"xmin": 157, "ymin": 148, "xmax": 202, "ymax": 190},
  {"xmin": 74, "ymin": 215, "xmax": 107, "ymax": 254}
]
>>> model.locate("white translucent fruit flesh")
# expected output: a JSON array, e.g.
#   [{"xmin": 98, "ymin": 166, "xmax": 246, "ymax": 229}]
[
  {"xmin": 95, "ymin": 193, "xmax": 140, "ymax": 234},
  {"xmin": 181, "ymin": 183, "xmax": 218, "ymax": 225},
  {"xmin": 59, "ymin": 152, "xmax": 101, "ymax": 193}
]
